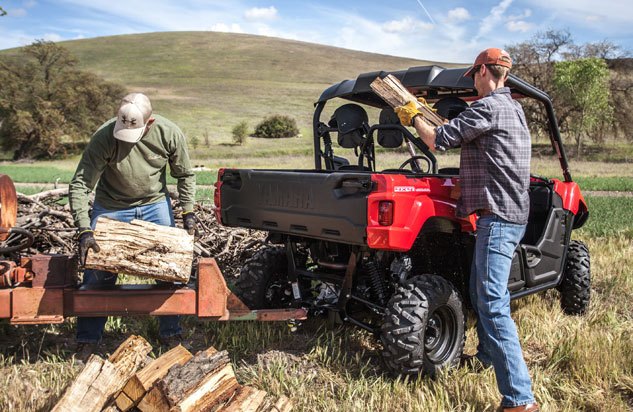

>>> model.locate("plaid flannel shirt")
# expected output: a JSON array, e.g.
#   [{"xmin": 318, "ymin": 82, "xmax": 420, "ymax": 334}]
[{"xmin": 434, "ymin": 87, "xmax": 531, "ymax": 224}]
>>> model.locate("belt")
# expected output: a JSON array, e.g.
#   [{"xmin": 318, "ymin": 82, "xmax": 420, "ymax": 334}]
[{"xmin": 477, "ymin": 209, "xmax": 494, "ymax": 216}]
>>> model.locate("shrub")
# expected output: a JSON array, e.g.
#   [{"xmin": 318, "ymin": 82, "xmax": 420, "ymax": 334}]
[
  {"xmin": 253, "ymin": 115, "xmax": 299, "ymax": 139},
  {"xmin": 232, "ymin": 121, "xmax": 249, "ymax": 145}
]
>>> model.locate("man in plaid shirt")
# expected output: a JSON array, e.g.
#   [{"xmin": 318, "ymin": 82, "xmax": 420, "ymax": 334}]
[{"xmin": 395, "ymin": 48, "xmax": 538, "ymax": 412}]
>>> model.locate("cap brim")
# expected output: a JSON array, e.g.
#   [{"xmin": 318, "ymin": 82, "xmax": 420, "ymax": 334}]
[
  {"xmin": 113, "ymin": 118, "xmax": 145, "ymax": 143},
  {"xmin": 463, "ymin": 66, "xmax": 476, "ymax": 78}
]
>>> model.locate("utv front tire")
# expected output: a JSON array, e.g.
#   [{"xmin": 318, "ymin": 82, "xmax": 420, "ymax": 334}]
[
  {"xmin": 558, "ymin": 240, "xmax": 591, "ymax": 315},
  {"xmin": 234, "ymin": 246, "xmax": 290, "ymax": 309},
  {"xmin": 380, "ymin": 275, "xmax": 465, "ymax": 377}
]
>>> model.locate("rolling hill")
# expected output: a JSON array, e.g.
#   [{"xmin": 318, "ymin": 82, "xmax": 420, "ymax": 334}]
[{"xmin": 55, "ymin": 32, "xmax": 458, "ymax": 140}]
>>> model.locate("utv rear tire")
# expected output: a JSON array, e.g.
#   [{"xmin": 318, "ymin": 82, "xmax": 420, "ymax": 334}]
[
  {"xmin": 234, "ymin": 246, "xmax": 290, "ymax": 309},
  {"xmin": 558, "ymin": 240, "xmax": 591, "ymax": 315},
  {"xmin": 380, "ymin": 275, "xmax": 465, "ymax": 377}
]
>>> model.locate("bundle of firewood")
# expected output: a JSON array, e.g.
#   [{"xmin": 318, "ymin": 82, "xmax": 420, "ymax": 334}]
[
  {"xmin": 52, "ymin": 335, "xmax": 292, "ymax": 412},
  {"xmin": 370, "ymin": 74, "xmax": 447, "ymax": 127},
  {"xmin": 9, "ymin": 188, "xmax": 265, "ymax": 279}
]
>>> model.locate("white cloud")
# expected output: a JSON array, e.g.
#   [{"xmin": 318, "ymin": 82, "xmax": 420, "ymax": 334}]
[
  {"xmin": 446, "ymin": 7, "xmax": 471, "ymax": 23},
  {"xmin": 42, "ymin": 33, "xmax": 63, "ymax": 42},
  {"xmin": 210, "ymin": 23, "xmax": 243, "ymax": 33},
  {"xmin": 244, "ymin": 6, "xmax": 278, "ymax": 21},
  {"xmin": 477, "ymin": 0, "xmax": 513, "ymax": 38},
  {"xmin": 509, "ymin": 9, "xmax": 532, "ymax": 20},
  {"xmin": 382, "ymin": 17, "xmax": 433, "ymax": 33},
  {"xmin": 585, "ymin": 15, "xmax": 601, "ymax": 22},
  {"xmin": 506, "ymin": 20, "xmax": 534, "ymax": 32}
]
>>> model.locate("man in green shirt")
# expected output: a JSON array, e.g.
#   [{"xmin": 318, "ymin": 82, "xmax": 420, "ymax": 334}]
[{"xmin": 69, "ymin": 93, "xmax": 196, "ymax": 354}]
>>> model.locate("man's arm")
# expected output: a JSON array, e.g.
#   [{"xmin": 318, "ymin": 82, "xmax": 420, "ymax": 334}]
[
  {"xmin": 69, "ymin": 132, "xmax": 110, "ymax": 228},
  {"xmin": 168, "ymin": 133, "xmax": 196, "ymax": 213},
  {"xmin": 412, "ymin": 116, "xmax": 438, "ymax": 151}
]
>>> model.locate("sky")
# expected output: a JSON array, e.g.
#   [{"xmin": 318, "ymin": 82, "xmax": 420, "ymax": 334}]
[{"xmin": 0, "ymin": 0, "xmax": 631, "ymax": 63}]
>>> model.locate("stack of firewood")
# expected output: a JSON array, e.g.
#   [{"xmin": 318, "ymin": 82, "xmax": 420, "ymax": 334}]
[
  {"xmin": 53, "ymin": 335, "xmax": 292, "ymax": 412},
  {"xmin": 9, "ymin": 188, "xmax": 265, "ymax": 278}
]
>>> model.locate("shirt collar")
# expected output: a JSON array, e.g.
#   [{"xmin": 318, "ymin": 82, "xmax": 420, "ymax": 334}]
[{"xmin": 485, "ymin": 86, "xmax": 511, "ymax": 98}]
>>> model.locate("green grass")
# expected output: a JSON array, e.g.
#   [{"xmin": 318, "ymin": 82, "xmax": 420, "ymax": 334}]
[
  {"xmin": 579, "ymin": 196, "xmax": 633, "ymax": 238},
  {"xmin": 573, "ymin": 176, "xmax": 633, "ymax": 191}
]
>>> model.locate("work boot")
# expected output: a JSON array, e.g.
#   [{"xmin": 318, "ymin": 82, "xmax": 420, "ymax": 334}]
[
  {"xmin": 74, "ymin": 342, "xmax": 99, "ymax": 363},
  {"xmin": 497, "ymin": 402, "xmax": 540, "ymax": 412}
]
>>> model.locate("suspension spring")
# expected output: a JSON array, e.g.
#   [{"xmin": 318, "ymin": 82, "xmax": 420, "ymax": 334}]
[{"xmin": 365, "ymin": 260, "xmax": 387, "ymax": 306}]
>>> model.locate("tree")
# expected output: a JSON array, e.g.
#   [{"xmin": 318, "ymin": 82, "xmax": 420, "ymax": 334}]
[
  {"xmin": 232, "ymin": 121, "xmax": 249, "ymax": 145},
  {"xmin": 0, "ymin": 40, "xmax": 125, "ymax": 159},
  {"xmin": 506, "ymin": 30, "xmax": 630, "ymax": 147},
  {"xmin": 553, "ymin": 58, "xmax": 613, "ymax": 158}
]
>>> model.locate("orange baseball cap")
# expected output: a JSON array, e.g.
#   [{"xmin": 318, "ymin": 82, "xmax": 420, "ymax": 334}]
[{"xmin": 463, "ymin": 48, "xmax": 512, "ymax": 77}]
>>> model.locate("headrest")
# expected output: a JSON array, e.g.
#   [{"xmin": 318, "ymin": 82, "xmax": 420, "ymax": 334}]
[
  {"xmin": 377, "ymin": 108, "xmax": 403, "ymax": 148},
  {"xmin": 329, "ymin": 104, "xmax": 369, "ymax": 148},
  {"xmin": 433, "ymin": 96, "xmax": 469, "ymax": 120}
]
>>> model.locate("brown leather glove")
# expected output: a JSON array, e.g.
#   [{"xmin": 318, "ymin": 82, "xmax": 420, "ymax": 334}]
[{"xmin": 182, "ymin": 211, "xmax": 196, "ymax": 236}]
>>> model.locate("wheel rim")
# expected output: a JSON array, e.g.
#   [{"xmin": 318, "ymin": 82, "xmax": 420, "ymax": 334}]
[
  {"xmin": 264, "ymin": 278, "xmax": 293, "ymax": 307},
  {"xmin": 424, "ymin": 305, "xmax": 458, "ymax": 364}
]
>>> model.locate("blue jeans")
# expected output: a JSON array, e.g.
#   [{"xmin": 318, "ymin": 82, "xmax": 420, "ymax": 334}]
[
  {"xmin": 76, "ymin": 197, "xmax": 182, "ymax": 343},
  {"xmin": 469, "ymin": 215, "xmax": 535, "ymax": 408}
]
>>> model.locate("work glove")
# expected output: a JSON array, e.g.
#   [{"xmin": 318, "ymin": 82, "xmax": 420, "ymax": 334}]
[
  {"xmin": 394, "ymin": 100, "xmax": 423, "ymax": 127},
  {"xmin": 78, "ymin": 228, "xmax": 100, "ymax": 266},
  {"xmin": 182, "ymin": 211, "xmax": 197, "ymax": 236}
]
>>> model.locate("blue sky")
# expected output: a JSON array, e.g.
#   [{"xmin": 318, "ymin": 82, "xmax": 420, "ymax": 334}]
[{"xmin": 1, "ymin": 0, "xmax": 631, "ymax": 62}]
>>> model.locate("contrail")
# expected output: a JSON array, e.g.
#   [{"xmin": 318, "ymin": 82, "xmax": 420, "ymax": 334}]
[{"xmin": 415, "ymin": 0, "xmax": 436, "ymax": 25}]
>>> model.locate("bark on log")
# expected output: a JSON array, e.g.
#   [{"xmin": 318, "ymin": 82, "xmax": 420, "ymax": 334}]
[
  {"xmin": 85, "ymin": 217, "xmax": 194, "ymax": 283},
  {"xmin": 116, "ymin": 345, "xmax": 193, "ymax": 411},
  {"xmin": 370, "ymin": 74, "xmax": 447, "ymax": 127},
  {"xmin": 52, "ymin": 335, "xmax": 152, "ymax": 412},
  {"xmin": 153, "ymin": 348, "xmax": 239, "ymax": 411}
]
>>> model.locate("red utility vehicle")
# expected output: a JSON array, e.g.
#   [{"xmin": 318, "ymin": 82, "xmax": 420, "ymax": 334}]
[{"xmin": 214, "ymin": 65, "xmax": 591, "ymax": 376}]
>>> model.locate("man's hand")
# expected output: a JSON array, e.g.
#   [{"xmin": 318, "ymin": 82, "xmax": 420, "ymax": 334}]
[
  {"xmin": 394, "ymin": 101, "xmax": 423, "ymax": 127},
  {"xmin": 78, "ymin": 228, "xmax": 100, "ymax": 266},
  {"xmin": 182, "ymin": 211, "xmax": 197, "ymax": 236}
]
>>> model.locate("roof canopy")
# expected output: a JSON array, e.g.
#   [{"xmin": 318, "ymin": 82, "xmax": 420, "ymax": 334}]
[{"xmin": 316, "ymin": 65, "xmax": 551, "ymax": 108}]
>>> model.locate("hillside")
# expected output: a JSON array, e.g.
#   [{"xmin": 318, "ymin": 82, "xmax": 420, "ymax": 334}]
[{"xmin": 33, "ymin": 32, "xmax": 457, "ymax": 140}]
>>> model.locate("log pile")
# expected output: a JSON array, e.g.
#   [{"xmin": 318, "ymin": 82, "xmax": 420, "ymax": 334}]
[
  {"xmin": 370, "ymin": 74, "xmax": 447, "ymax": 127},
  {"xmin": 53, "ymin": 335, "xmax": 292, "ymax": 412},
  {"xmin": 8, "ymin": 188, "xmax": 265, "ymax": 279}
]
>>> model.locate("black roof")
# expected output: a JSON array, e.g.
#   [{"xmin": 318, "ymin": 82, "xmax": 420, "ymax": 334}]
[{"xmin": 316, "ymin": 65, "xmax": 551, "ymax": 108}]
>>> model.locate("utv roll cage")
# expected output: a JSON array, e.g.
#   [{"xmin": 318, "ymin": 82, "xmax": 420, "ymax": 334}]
[{"xmin": 312, "ymin": 65, "xmax": 573, "ymax": 182}]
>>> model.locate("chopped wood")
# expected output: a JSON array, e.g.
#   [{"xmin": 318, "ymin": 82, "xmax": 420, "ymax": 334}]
[
  {"xmin": 84, "ymin": 217, "xmax": 194, "ymax": 283},
  {"xmin": 217, "ymin": 386, "xmax": 268, "ymax": 412},
  {"xmin": 137, "ymin": 385, "xmax": 171, "ymax": 412},
  {"xmin": 269, "ymin": 396, "xmax": 293, "ymax": 412},
  {"xmin": 116, "ymin": 345, "xmax": 193, "ymax": 411},
  {"xmin": 370, "ymin": 74, "xmax": 447, "ymax": 127},
  {"xmin": 172, "ymin": 363, "xmax": 239, "ymax": 412},
  {"xmin": 52, "ymin": 335, "xmax": 152, "ymax": 412}
]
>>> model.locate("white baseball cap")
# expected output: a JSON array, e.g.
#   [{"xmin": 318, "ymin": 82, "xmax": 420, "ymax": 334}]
[{"xmin": 113, "ymin": 93, "xmax": 153, "ymax": 143}]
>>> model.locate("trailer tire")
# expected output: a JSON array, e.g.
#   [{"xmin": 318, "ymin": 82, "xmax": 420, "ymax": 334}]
[
  {"xmin": 558, "ymin": 240, "xmax": 591, "ymax": 315},
  {"xmin": 380, "ymin": 274, "xmax": 465, "ymax": 377},
  {"xmin": 234, "ymin": 246, "xmax": 292, "ymax": 309}
]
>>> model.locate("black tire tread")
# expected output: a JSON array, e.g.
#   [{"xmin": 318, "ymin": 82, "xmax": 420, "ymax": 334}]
[
  {"xmin": 234, "ymin": 246, "xmax": 286, "ymax": 309},
  {"xmin": 381, "ymin": 275, "xmax": 465, "ymax": 377},
  {"xmin": 559, "ymin": 240, "xmax": 591, "ymax": 315}
]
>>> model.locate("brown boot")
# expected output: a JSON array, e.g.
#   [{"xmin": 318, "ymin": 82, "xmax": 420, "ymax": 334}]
[{"xmin": 497, "ymin": 403, "xmax": 540, "ymax": 412}]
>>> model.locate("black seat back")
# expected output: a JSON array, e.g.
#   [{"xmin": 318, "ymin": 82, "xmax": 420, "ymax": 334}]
[
  {"xmin": 329, "ymin": 104, "xmax": 369, "ymax": 148},
  {"xmin": 377, "ymin": 108, "xmax": 404, "ymax": 148}
]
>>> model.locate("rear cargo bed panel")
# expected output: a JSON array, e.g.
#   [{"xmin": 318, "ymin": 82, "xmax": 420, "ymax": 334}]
[{"xmin": 219, "ymin": 169, "xmax": 371, "ymax": 244}]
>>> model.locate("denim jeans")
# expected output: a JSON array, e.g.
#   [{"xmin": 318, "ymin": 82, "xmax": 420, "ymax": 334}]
[
  {"xmin": 469, "ymin": 214, "xmax": 535, "ymax": 408},
  {"xmin": 76, "ymin": 196, "xmax": 182, "ymax": 343}
]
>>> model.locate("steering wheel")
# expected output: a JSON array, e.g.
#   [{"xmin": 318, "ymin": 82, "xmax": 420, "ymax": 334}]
[{"xmin": 399, "ymin": 156, "xmax": 432, "ymax": 173}]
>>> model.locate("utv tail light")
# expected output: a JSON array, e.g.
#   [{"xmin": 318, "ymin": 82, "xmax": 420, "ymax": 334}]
[{"xmin": 378, "ymin": 201, "xmax": 394, "ymax": 226}]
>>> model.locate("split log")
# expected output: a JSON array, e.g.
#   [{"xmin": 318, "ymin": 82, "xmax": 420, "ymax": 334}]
[
  {"xmin": 52, "ymin": 335, "xmax": 152, "ymax": 412},
  {"xmin": 370, "ymin": 74, "xmax": 447, "ymax": 127},
  {"xmin": 144, "ymin": 348, "xmax": 239, "ymax": 412},
  {"xmin": 217, "ymin": 386, "xmax": 268, "ymax": 412},
  {"xmin": 270, "ymin": 396, "xmax": 293, "ymax": 412},
  {"xmin": 85, "ymin": 217, "xmax": 194, "ymax": 283},
  {"xmin": 116, "ymin": 345, "xmax": 193, "ymax": 411}
]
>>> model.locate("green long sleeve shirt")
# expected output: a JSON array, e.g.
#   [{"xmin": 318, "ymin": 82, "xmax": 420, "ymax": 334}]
[{"xmin": 69, "ymin": 114, "xmax": 195, "ymax": 228}]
